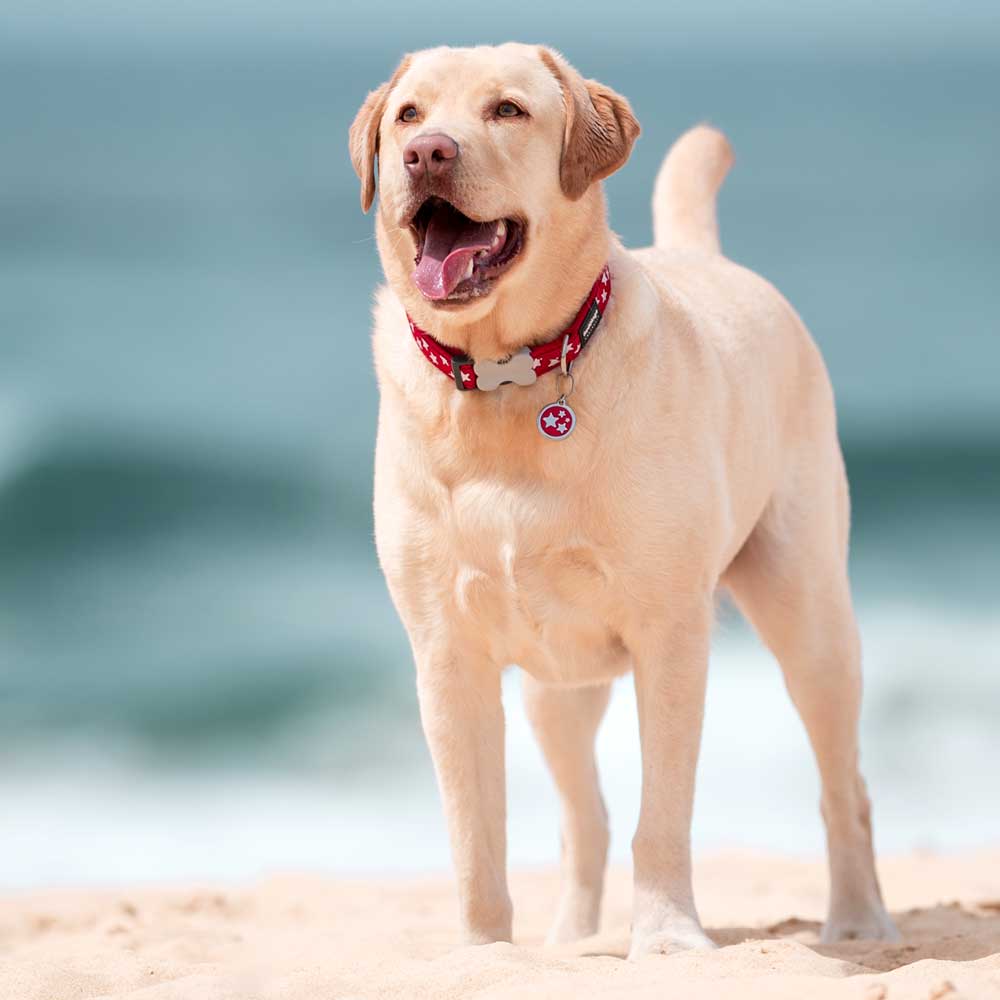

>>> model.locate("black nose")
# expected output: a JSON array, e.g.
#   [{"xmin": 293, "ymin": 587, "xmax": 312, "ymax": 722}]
[{"xmin": 403, "ymin": 133, "xmax": 459, "ymax": 178}]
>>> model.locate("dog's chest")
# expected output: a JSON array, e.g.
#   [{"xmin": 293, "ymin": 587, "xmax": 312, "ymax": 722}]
[{"xmin": 417, "ymin": 476, "xmax": 632, "ymax": 682}]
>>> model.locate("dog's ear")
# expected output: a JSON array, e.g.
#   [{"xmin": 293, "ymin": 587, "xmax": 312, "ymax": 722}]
[
  {"xmin": 349, "ymin": 56, "xmax": 412, "ymax": 213},
  {"xmin": 539, "ymin": 48, "xmax": 640, "ymax": 201}
]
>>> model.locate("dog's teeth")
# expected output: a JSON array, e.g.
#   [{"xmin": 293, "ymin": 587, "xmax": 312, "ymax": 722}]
[
  {"xmin": 464, "ymin": 258, "xmax": 475, "ymax": 280},
  {"xmin": 476, "ymin": 250, "xmax": 487, "ymax": 258},
  {"xmin": 487, "ymin": 219, "xmax": 507, "ymax": 252}
]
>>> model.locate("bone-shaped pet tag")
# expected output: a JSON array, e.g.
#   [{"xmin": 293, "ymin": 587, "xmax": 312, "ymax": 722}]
[{"xmin": 473, "ymin": 347, "xmax": 538, "ymax": 390}]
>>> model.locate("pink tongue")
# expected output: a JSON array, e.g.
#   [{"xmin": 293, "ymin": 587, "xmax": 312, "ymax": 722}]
[{"xmin": 412, "ymin": 203, "xmax": 497, "ymax": 300}]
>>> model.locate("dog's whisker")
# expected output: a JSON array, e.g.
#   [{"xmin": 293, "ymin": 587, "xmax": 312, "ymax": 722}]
[
  {"xmin": 472, "ymin": 171, "xmax": 522, "ymax": 201},
  {"xmin": 384, "ymin": 227, "xmax": 413, "ymax": 256}
]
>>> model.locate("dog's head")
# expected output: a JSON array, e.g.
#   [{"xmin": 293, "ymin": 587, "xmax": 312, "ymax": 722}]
[{"xmin": 349, "ymin": 44, "xmax": 639, "ymax": 333}]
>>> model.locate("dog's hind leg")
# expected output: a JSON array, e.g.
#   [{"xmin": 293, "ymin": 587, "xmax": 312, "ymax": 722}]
[
  {"xmin": 722, "ymin": 454, "xmax": 900, "ymax": 944},
  {"xmin": 522, "ymin": 675, "xmax": 611, "ymax": 944}
]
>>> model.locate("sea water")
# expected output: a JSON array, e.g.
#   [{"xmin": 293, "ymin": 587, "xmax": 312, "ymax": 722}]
[{"xmin": 0, "ymin": 28, "xmax": 997, "ymax": 886}]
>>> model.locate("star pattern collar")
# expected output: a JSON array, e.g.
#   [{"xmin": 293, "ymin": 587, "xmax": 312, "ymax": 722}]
[{"xmin": 406, "ymin": 265, "xmax": 611, "ymax": 392}]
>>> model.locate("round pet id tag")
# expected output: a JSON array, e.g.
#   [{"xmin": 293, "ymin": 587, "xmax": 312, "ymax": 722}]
[{"xmin": 537, "ymin": 398, "xmax": 577, "ymax": 440}]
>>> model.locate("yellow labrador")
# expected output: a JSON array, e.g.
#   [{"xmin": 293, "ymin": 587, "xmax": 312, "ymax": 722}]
[{"xmin": 349, "ymin": 43, "xmax": 899, "ymax": 957}]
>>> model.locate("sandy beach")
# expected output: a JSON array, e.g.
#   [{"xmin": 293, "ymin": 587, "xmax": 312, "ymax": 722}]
[{"xmin": 2, "ymin": 851, "xmax": 998, "ymax": 999}]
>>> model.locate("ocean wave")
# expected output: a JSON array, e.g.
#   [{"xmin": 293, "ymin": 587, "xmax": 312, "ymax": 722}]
[
  {"xmin": 1, "ymin": 426, "xmax": 997, "ymax": 748},
  {"xmin": 0, "ymin": 430, "xmax": 365, "ymax": 560},
  {"xmin": 0, "ymin": 427, "xmax": 994, "ymax": 554}
]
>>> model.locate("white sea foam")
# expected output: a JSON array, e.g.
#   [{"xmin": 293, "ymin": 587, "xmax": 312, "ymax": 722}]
[{"xmin": 2, "ymin": 600, "xmax": 996, "ymax": 889}]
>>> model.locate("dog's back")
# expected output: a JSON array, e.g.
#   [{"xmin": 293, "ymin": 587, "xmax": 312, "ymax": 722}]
[{"xmin": 637, "ymin": 125, "xmax": 837, "ymax": 488}]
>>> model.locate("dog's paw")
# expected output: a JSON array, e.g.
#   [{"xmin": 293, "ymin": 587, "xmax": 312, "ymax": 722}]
[
  {"xmin": 820, "ymin": 903, "xmax": 900, "ymax": 944},
  {"xmin": 544, "ymin": 888, "xmax": 602, "ymax": 947},
  {"xmin": 628, "ymin": 923, "xmax": 717, "ymax": 960},
  {"xmin": 545, "ymin": 914, "xmax": 600, "ymax": 947},
  {"xmin": 462, "ymin": 926, "xmax": 513, "ymax": 946}
]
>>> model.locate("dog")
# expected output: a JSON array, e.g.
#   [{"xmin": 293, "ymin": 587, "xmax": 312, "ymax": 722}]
[{"xmin": 349, "ymin": 42, "xmax": 899, "ymax": 957}]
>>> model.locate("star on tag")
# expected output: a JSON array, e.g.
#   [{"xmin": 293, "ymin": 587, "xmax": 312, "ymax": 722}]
[{"xmin": 537, "ymin": 400, "xmax": 577, "ymax": 440}]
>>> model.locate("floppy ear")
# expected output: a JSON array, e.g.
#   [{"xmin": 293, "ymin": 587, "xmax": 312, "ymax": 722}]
[
  {"xmin": 539, "ymin": 48, "xmax": 641, "ymax": 200},
  {"xmin": 348, "ymin": 56, "xmax": 412, "ymax": 213}
]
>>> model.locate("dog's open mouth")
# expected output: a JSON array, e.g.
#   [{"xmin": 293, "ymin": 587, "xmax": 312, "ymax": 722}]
[{"xmin": 409, "ymin": 197, "xmax": 524, "ymax": 303}]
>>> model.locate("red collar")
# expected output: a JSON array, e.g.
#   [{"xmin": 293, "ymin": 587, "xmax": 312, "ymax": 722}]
[{"xmin": 406, "ymin": 265, "xmax": 611, "ymax": 391}]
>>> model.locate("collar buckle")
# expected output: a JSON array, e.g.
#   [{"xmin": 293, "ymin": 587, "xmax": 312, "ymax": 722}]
[{"xmin": 450, "ymin": 353, "xmax": 473, "ymax": 391}]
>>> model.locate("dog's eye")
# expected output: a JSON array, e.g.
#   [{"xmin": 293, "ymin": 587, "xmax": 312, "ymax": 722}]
[
  {"xmin": 399, "ymin": 106, "xmax": 418, "ymax": 123},
  {"xmin": 496, "ymin": 101, "xmax": 523, "ymax": 118}
]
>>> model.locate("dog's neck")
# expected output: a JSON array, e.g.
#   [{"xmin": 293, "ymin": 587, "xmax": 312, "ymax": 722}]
[{"xmin": 381, "ymin": 188, "xmax": 611, "ymax": 362}]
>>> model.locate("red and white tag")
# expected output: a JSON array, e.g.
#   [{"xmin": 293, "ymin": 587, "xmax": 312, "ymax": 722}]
[{"xmin": 537, "ymin": 399, "xmax": 577, "ymax": 440}]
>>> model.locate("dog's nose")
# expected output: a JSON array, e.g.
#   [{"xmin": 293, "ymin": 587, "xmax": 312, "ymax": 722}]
[{"xmin": 403, "ymin": 133, "xmax": 459, "ymax": 178}]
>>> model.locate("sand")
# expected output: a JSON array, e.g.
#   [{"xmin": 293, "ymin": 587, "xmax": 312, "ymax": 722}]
[{"xmin": 2, "ymin": 851, "xmax": 999, "ymax": 999}]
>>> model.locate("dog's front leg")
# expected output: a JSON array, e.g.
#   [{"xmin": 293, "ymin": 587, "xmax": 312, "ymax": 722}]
[
  {"xmin": 628, "ymin": 608, "xmax": 716, "ymax": 959},
  {"xmin": 416, "ymin": 652, "xmax": 512, "ymax": 944}
]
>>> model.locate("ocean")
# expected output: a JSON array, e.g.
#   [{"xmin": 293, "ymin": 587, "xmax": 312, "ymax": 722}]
[{"xmin": 1, "ymin": 31, "xmax": 998, "ymax": 887}]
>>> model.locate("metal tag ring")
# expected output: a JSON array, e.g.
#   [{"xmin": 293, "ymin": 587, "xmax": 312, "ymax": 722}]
[{"xmin": 559, "ymin": 334, "xmax": 572, "ymax": 376}]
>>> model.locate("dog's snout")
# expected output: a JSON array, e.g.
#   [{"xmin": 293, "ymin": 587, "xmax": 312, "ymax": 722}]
[{"xmin": 403, "ymin": 133, "xmax": 459, "ymax": 179}]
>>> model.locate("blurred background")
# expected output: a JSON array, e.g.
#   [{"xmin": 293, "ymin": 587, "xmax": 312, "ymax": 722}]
[{"xmin": 1, "ymin": 1, "xmax": 998, "ymax": 888}]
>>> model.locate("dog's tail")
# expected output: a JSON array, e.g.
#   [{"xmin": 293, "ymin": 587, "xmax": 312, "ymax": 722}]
[{"xmin": 652, "ymin": 124, "xmax": 733, "ymax": 254}]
